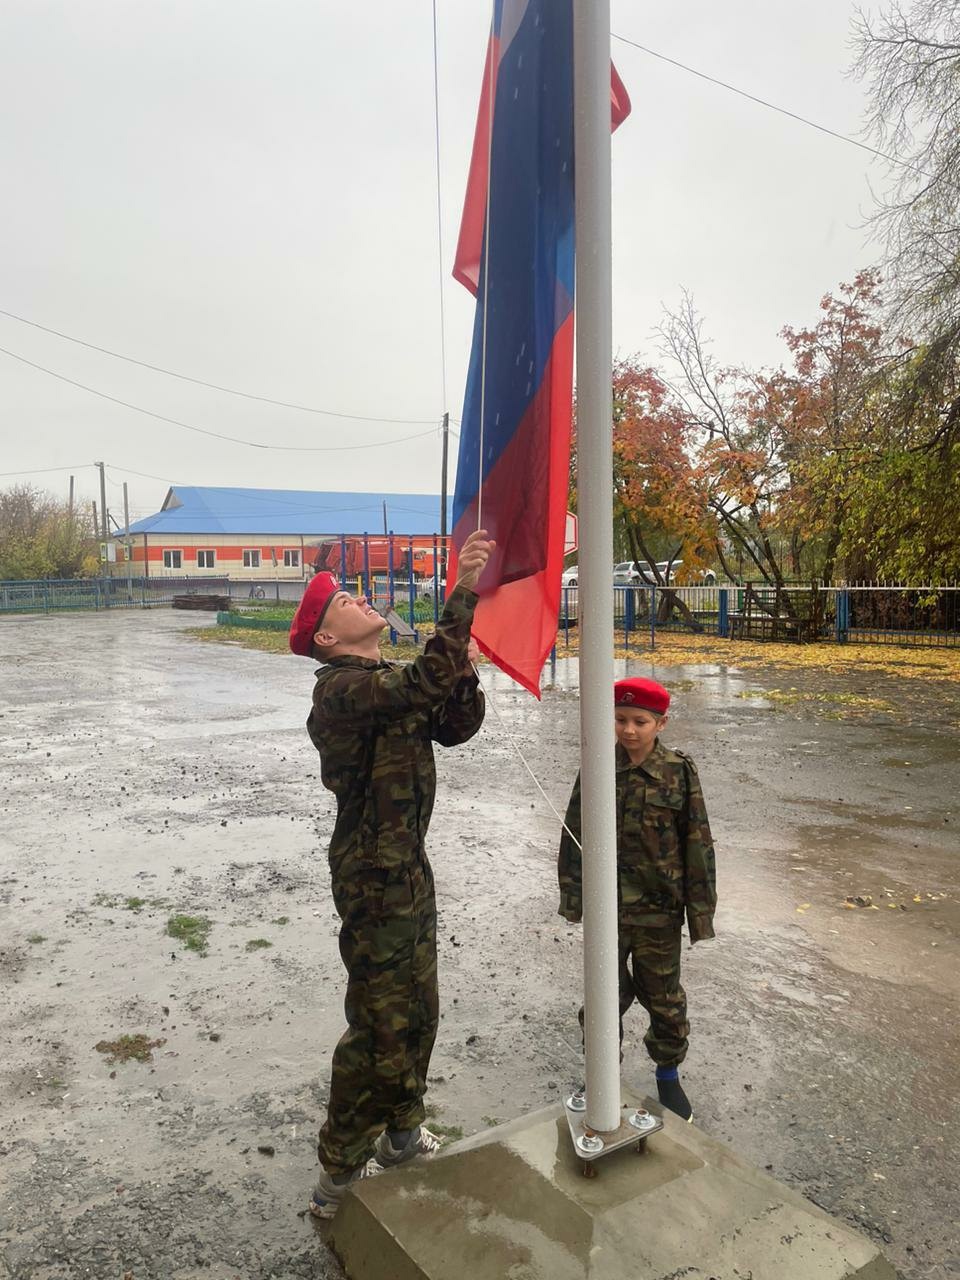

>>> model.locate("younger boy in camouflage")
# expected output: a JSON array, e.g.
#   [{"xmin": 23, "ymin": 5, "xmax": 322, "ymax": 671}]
[
  {"xmin": 557, "ymin": 676, "xmax": 716, "ymax": 1120},
  {"xmin": 289, "ymin": 529, "xmax": 494, "ymax": 1217}
]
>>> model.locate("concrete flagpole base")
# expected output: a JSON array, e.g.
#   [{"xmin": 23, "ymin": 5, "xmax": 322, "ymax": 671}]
[{"xmin": 327, "ymin": 1089, "xmax": 895, "ymax": 1280}]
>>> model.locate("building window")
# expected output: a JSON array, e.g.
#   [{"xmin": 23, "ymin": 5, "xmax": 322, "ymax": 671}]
[
  {"xmin": 163, "ymin": 549, "xmax": 182, "ymax": 570},
  {"xmin": 197, "ymin": 550, "xmax": 215, "ymax": 568},
  {"xmin": 283, "ymin": 549, "xmax": 300, "ymax": 568},
  {"xmin": 243, "ymin": 549, "xmax": 261, "ymax": 569}
]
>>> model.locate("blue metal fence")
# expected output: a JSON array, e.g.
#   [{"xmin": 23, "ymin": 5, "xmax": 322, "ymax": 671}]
[
  {"xmin": 825, "ymin": 585, "xmax": 959, "ymax": 648},
  {"xmin": 3, "ymin": 567, "xmax": 957, "ymax": 650},
  {"xmin": 0, "ymin": 576, "xmax": 230, "ymax": 613},
  {"xmin": 558, "ymin": 583, "xmax": 959, "ymax": 649},
  {"xmin": 559, "ymin": 584, "xmax": 724, "ymax": 643}
]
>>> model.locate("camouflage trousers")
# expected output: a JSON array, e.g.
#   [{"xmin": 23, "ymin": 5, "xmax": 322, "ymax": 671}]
[
  {"xmin": 579, "ymin": 921, "xmax": 689, "ymax": 1068},
  {"xmin": 318, "ymin": 857, "xmax": 438, "ymax": 1176}
]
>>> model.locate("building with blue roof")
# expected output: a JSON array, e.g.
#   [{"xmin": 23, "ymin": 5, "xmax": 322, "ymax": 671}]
[{"xmin": 115, "ymin": 486, "xmax": 451, "ymax": 582}]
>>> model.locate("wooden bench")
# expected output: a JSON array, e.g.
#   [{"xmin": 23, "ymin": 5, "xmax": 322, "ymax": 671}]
[{"xmin": 729, "ymin": 584, "xmax": 822, "ymax": 643}]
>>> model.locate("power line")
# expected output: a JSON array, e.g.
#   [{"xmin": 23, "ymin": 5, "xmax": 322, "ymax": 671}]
[
  {"xmin": 0, "ymin": 307, "xmax": 441, "ymax": 425},
  {"xmin": 0, "ymin": 463, "xmax": 89, "ymax": 478},
  {"xmin": 610, "ymin": 32, "xmax": 930, "ymax": 178},
  {"xmin": 105, "ymin": 464, "xmax": 182, "ymax": 486},
  {"xmin": 0, "ymin": 342, "xmax": 440, "ymax": 453}
]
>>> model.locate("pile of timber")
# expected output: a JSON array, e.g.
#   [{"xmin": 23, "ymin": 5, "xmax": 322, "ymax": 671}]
[{"xmin": 172, "ymin": 594, "xmax": 231, "ymax": 611}]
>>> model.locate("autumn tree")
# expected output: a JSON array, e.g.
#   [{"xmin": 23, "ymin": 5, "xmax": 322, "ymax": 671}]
[
  {"xmin": 768, "ymin": 271, "xmax": 899, "ymax": 581},
  {"xmin": 853, "ymin": 1, "xmax": 960, "ymax": 340},
  {"xmin": 657, "ymin": 295, "xmax": 793, "ymax": 587},
  {"xmin": 0, "ymin": 485, "xmax": 97, "ymax": 580},
  {"xmin": 849, "ymin": 1, "xmax": 960, "ymax": 581},
  {"xmin": 608, "ymin": 359, "xmax": 713, "ymax": 584}
]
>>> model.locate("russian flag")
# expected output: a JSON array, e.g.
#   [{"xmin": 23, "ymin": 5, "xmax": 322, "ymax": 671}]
[{"xmin": 448, "ymin": 1, "xmax": 630, "ymax": 697}]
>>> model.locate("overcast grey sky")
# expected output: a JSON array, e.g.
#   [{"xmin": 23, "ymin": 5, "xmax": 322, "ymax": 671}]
[{"xmin": 1, "ymin": 1, "xmax": 884, "ymax": 522}]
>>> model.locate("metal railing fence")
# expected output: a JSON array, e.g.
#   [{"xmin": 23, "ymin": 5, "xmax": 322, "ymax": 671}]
[{"xmin": 0, "ymin": 576, "xmax": 231, "ymax": 613}]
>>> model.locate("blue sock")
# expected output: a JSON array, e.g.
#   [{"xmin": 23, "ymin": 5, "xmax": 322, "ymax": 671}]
[{"xmin": 656, "ymin": 1065, "xmax": 679, "ymax": 1082}]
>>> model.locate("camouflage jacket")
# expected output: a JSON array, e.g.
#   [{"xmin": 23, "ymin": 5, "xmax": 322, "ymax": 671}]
[
  {"xmin": 558, "ymin": 741, "xmax": 717, "ymax": 942},
  {"xmin": 307, "ymin": 586, "xmax": 484, "ymax": 878}
]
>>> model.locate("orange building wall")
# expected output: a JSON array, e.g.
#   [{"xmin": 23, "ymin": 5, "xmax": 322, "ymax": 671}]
[{"xmin": 116, "ymin": 534, "xmax": 446, "ymax": 578}]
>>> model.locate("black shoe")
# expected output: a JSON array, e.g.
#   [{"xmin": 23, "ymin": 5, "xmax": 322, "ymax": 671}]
[{"xmin": 657, "ymin": 1075, "xmax": 693, "ymax": 1121}]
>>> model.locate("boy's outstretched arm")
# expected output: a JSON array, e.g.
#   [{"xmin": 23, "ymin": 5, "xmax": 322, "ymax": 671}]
[
  {"xmin": 312, "ymin": 532, "xmax": 494, "ymax": 725},
  {"xmin": 557, "ymin": 772, "xmax": 583, "ymax": 922},
  {"xmin": 680, "ymin": 759, "xmax": 717, "ymax": 943}
]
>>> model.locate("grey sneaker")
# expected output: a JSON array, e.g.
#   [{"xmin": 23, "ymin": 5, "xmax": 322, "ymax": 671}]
[
  {"xmin": 309, "ymin": 1158, "xmax": 381, "ymax": 1220},
  {"xmin": 374, "ymin": 1124, "xmax": 443, "ymax": 1169}
]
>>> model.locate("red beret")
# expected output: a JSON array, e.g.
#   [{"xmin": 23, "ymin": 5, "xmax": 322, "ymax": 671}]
[
  {"xmin": 614, "ymin": 677, "xmax": 670, "ymax": 715},
  {"xmin": 289, "ymin": 572, "xmax": 342, "ymax": 656}
]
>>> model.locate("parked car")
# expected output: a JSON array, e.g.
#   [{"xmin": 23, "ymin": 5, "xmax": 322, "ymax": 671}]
[
  {"xmin": 561, "ymin": 565, "xmax": 579, "ymax": 587},
  {"xmin": 613, "ymin": 559, "xmax": 718, "ymax": 586},
  {"xmin": 613, "ymin": 561, "xmax": 654, "ymax": 583}
]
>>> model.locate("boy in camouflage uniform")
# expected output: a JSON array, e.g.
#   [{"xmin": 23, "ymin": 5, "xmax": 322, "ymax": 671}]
[
  {"xmin": 558, "ymin": 676, "xmax": 716, "ymax": 1120},
  {"xmin": 289, "ymin": 529, "xmax": 493, "ymax": 1217}
]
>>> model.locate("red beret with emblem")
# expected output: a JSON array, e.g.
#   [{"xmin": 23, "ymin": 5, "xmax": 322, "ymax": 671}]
[
  {"xmin": 289, "ymin": 572, "xmax": 342, "ymax": 657},
  {"xmin": 614, "ymin": 677, "xmax": 670, "ymax": 715}
]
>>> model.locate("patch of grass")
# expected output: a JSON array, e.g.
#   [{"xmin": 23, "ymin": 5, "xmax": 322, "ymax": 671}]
[
  {"xmin": 735, "ymin": 687, "xmax": 894, "ymax": 716},
  {"xmin": 26, "ymin": 933, "xmax": 46, "ymax": 944},
  {"xmin": 166, "ymin": 914, "xmax": 213, "ymax": 955},
  {"xmin": 422, "ymin": 1102, "xmax": 463, "ymax": 1140},
  {"xmin": 245, "ymin": 937, "xmax": 273, "ymax": 951},
  {"xmin": 271, "ymin": 916, "xmax": 289, "ymax": 926},
  {"xmin": 185, "ymin": 625, "xmax": 423, "ymax": 660},
  {"xmin": 430, "ymin": 1122, "xmax": 464, "ymax": 1140},
  {"xmin": 93, "ymin": 892, "xmax": 167, "ymax": 912},
  {"xmin": 238, "ymin": 602, "xmax": 297, "ymax": 620},
  {"xmin": 94, "ymin": 1033, "xmax": 166, "ymax": 1065},
  {"xmin": 481, "ymin": 1115, "xmax": 501, "ymax": 1128},
  {"xmin": 187, "ymin": 625, "xmax": 292, "ymax": 655},
  {"xmin": 392, "ymin": 599, "xmax": 435, "ymax": 624}
]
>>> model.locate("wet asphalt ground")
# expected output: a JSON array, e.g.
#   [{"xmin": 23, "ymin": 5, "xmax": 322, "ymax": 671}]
[{"xmin": 1, "ymin": 609, "xmax": 958, "ymax": 1280}]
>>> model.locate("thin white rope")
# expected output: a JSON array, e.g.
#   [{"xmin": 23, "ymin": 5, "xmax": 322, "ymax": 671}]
[
  {"xmin": 476, "ymin": 0, "xmax": 497, "ymax": 531},
  {"xmin": 473, "ymin": 663, "xmax": 583, "ymax": 851},
  {"xmin": 430, "ymin": 0, "xmax": 448, "ymax": 418}
]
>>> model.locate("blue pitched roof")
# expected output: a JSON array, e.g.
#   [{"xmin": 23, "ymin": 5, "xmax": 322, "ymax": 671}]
[{"xmin": 126, "ymin": 487, "xmax": 451, "ymax": 537}]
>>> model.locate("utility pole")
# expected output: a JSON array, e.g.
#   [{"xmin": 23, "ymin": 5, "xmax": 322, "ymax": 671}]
[
  {"xmin": 123, "ymin": 481, "xmax": 133, "ymax": 598},
  {"xmin": 440, "ymin": 411, "xmax": 449, "ymax": 584},
  {"xmin": 95, "ymin": 461, "xmax": 108, "ymax": 555},
  {"xmin": 382, "ymin": 500, "xmax": 388, "ymax": 536},
  {"xmin": 68, "ymin": 475, "xmax": 75, "ymax": 518}
]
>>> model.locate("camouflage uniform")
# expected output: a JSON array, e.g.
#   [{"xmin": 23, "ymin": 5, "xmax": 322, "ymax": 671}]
[
  {"xmin": 307, "ymin": 587, "xmax": 483, "ymax": 1175},
  {"xmin": 558, "ymin": 741, "xmax": 716, "ymax": 1068}
]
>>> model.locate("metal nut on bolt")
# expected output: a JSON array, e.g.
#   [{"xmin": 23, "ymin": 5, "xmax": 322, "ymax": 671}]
[
  {"xmin": 576, "ymin": 1132, "xmax": 605, "ymax": 1155},
  {"xmin": 628, "ymin": 1109, "xmax": 657, "ymax": 1132},
  {"xmin": 566, "ymin": 1090, "xmax": 586, "ymax": 1113}
]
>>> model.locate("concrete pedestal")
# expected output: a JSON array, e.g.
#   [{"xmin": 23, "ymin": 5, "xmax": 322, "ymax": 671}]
[{"xmin": 327, "ymin": 1094, "xmax": 895, "ymax": 1280}]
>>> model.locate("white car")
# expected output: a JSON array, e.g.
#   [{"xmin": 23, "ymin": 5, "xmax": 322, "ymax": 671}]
[
  {"xmin": 613, "ymin": 561, "xmax": 654, "ymax": 583},
  {"xmin": 561, "ymin": 565, "xmax": 579, "ymax": 587}
]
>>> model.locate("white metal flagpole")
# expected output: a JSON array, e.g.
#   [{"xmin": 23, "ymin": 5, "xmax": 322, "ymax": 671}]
[{"xmin": 572, "ymin": 0, "xmax": 621, "ymax": 1135}]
